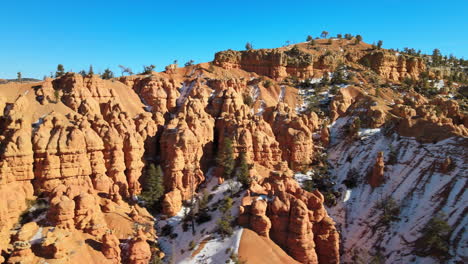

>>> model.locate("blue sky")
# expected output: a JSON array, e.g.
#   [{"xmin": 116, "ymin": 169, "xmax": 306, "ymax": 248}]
[{"xmin": 1, "ymin": 0, "xmax": 467, "ymax": 79}]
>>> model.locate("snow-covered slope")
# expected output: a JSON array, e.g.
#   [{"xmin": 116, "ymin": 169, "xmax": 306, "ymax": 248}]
[
  {"xmin": 327, "ymin": 117, "xmax": 467, "ymax": 263},
  {"xmin": 156, "ymin": 171, "xmax": 245, "ymax": 264}
]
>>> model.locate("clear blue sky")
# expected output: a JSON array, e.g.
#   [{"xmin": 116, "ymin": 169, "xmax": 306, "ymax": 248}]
[{"xmin": 1, "ymin": 0, "xmax": 467, "ymax": 79}]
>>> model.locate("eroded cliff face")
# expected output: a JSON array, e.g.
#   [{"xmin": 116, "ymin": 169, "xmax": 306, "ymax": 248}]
[
  {"xmin": 214, "ymin": 41, "xmax": 427, "ymax": 83},
  {"xmin": 360, "ymin": 51, "xmax": 426, "ymax": 81},
  {"xmin": 0, "ymin": 74, "xmax": 163, "ymax": 264},
  {"xmin": 238, "ymin": 166, "xmax": 339, "ymax": 264},
  {"xmin": 214, "ymin": 48, "xmax": 314, "ymax": 81}
]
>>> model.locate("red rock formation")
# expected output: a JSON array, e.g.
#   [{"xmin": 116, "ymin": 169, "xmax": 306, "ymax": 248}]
[
  {"xmin": 0, "ymin": 114, "xmax": 34, "ymax": 250},
  {"xmin": 127, "ymin": 229, "xmax": 151, "ymax": 264},
  {"xmin": 119, "ymin": 74, "xmax": 180, "ymax": 113},
  {"xmin": 102, "ymin": 231, "xmax": 121, "ymax": 264},
  {"xmin": 320, "ymin": 124, "xmax": 330, "ymax": 147},
  {"xmin": 361, "ymin": 51, "xmax": 426, "ymax": 81},
  {"xmin": 214, "ymin": 48, "xmax": 314, "ymax": 81},
  {"xmin": 369, "ymin": 152, "xmax": 385, "ymax": 187},
  {"xmin": 239, "ymin": 167, "xmax": 340, "ymax": 264},
  {"xmin": 268, "ymin": 102, "xmax": 314, "ymax": 170}
]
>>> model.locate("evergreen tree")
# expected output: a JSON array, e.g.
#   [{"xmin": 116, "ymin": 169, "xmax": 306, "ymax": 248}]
[
  {"xmin": 216, "ymin": 138, "xmax": 235, "ymax": 179},
  {"xmin": 142, "ymin": 65, "xmax": 156, "ymax": 74},
  {"xmin": 217, "ymin": 197, "xmax": 233, "ymax": 238},
  {"xmin": 140, "ymin": 164, "xmax": 164, "ymax": 212},
  {"xmin": 78, "ymin": 70, "xmax": 87, "ymax": 77},
  {"xmin": 321, "ymin": 30, "xmax": 329, "ymax": 38},
  {"xmin": 414, "ymin": 214, "xmax": 452, "ymax": 262},
  {"xmin": 88, "ymin": 65, "xmax": 94, "ymax": 75},
  {"xmin": 245, "ymin": 42, "xmax": 253, "ymax": 50},
  {"xmin": 17, "ymin": 72, "xmax": 22, "ymax": 82},
  {"xmin": 355, "ymin": 35, "xmax": 363, "ymax": 44},
  {"xmin": 56, "ymin": 64, "xmax": 65, "ymax": 78},
  {"xmin": 101, "ymin": 68, "xmax": 114, "ymax": 79},
  {"xmin": 377, "ymin": 40, "xmax": 383, "ymax": 49},
  {"xmin": 306, "ymin": 35, "xmax": 313, "ymax": 41},
  {"xmin": 184, "ymin": 60, "xmax": 195, "ymax": 67},
  {"xmin": 236, "ymin": 153, "xmax": 251, "ymax": 188}
]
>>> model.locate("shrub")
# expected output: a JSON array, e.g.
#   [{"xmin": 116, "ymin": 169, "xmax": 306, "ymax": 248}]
[
  {"xmin": 387, "ymin": 145, "xmax": 398, "ymax": 165},
  {"xmin": 189, "ymin": 240, "xmax": 196, "ymax": 250},
  {"xmin": 306, "ymin": 35, "xmax": 313, "ymax": 41},
  {"xmin": 242, "ymin": 93, "xmax": 254, "ymax": 106},
  {"xmin": 337, "ymin": 33, "xmax": 342, "ymax": 39},
  {"xmin": 142, "ymin": 65, "xmax": 156, "ymax": 74},
  {"xmin": 355, "ymin": 35, "xmax": 363, "ymax": 44},
  {"xmin": 414, "ymin": 213, "xmax": 452, "ymax": 262},
  {"xmin": 263, "ymin": 79, "xmax": 273, "ymax": 88},
  {"xmin": 160, "ymin": 224, "xmax": 173, "ymax": 236},
  {"xmin": 216, "ymin": 217, "xmax": 233, "ymax": 238},
  {"xmin": 343, "ymin": 168, "xmax": 359, "ymax": 188},
  {"xmin": 184, "ymin": 60, "xmax": 195, "ymax": 67},
  {"xmin": 374, "ymin": 197, "xmax": 400, "ymax": 228}
]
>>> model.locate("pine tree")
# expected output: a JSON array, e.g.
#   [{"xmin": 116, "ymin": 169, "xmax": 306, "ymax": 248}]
[
  {"xmin": 355, "ymin": 35, "xmax": 363, "ymax": 44},
  {"xmin": 216, "ymin": 138, "xmax": 235, "ymax": 179},
  {"xmin": 78, "ymin": 70, "xmax": 87, "ymax": 77},
  {"xmin": 414, "ymin": 214, "xmax": 452, "ymax": 261},
  {"xmin": 217, "ymin": 197, "xmax": 233, "ymax": 238},
  {"xmin": 140, "ymin": 164, "xmax": 164, "ymax": 212},
  {"xmin": 236, "ymin": 152, "xmax": 251, "ymax": 188},
  {"xmin": 321, "ymin": 30, "xmax": 329, "ymax": 38},
  {"xmin": 101, "ymin": 68, "xmax": 114, "ymax": 79},
  {"xmin": 88, "ymin": 65, "xmax": 94, "ymax": 76},
  {"xmin": 56, "ymin": 64, "xmax": 65, "ymax": 78},
  {"xmin": 17, "ymin": 72, "xmax": 22, "ymax": 82},
  {"xmin": 245, "ymin": 42, "xmax": 253, "ymax": 50},
  {"xmin": 306, "ymin": 35, "xmax": 313, "ymax": 41},
  {"xmin": 377, "ymin": 40, "xmax": 383, "ymax": 49}
]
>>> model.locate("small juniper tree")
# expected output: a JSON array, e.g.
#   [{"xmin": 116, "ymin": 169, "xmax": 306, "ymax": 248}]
[
  {"xmin": 101, "ymin": 68, "xmax": 114, "ymax": 79},
  {"xmin": 321, "ymin": 30, "xmax": 329, "ymax": 38},
  {"xmin": 216, "ymin": 138, "xmax": 235, "ymax": 180},
  {"xmin": 377, "ymin": 40, "xmax": 383, "ymax": 49},
  {"xmin": 337, "ymin": 33, "xmax": 343, "ymax": 39},
  {"xmin": 414, "ymin": 213, "xmax": 452, "ymax": 262},
  {"xmin": 140, "ymin": 163, "xmax": 164, "ymax": 213},
  {"xmin": 355, "ymin": 35, "xmax": 363, "ymax": 44},
  {"xmin": 245, "ymin": 42, "xmax": 253, "ymax": 50},
  {"xmin": 184, "ymin": 60, "xmax": 195, "ymax": 67},
  {"xmin": 78, "ymin": 70, "xmax": 87, "ymax": 77},
  {"xmin": 142, "ymin": 65, "xmax": 156, "ymax": 74},
  {"xmin": 56, "ymin": 64, "xmax": 65, "ymax": 78},
  {"xmin": 306, "ymin": 35, "xmax": 313, "ymax": 41}
]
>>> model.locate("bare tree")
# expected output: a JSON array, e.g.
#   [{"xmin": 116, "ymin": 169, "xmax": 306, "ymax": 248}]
[{"xmin": 118, "ymin": 65, "xmax": 133, "ymax": 76}]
